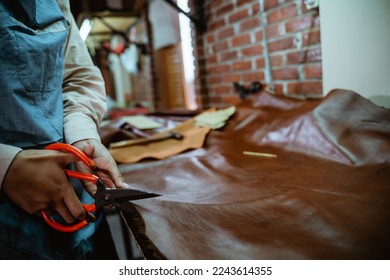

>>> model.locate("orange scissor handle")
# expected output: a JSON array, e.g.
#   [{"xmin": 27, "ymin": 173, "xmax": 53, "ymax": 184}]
[
  {"xmin": 45, "ymin": 143, "xmax": 96, "ymax": 170},
  {"xmin": 41, "ymin": 143, "xmax": 100, "ymax": 232},
  {"xmin": 63, "ymin": 169, "xmax": 99, "ymax": 184},
  {"xmin": 41, "ymin": 203, "xmax": 96, "ymax": 233},
  {"xmin": 39, "ymin": 170, "xmax": 98, "ymax": 232}
]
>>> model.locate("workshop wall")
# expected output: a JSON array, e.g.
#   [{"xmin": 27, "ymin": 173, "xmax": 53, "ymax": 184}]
[{"xmin": 192, "ymin": 0, "xmax": 322, "ymax": 108}]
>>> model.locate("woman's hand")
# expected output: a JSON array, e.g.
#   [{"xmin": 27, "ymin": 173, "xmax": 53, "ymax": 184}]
[
  {"xmin": 72, "ymin": 138, "xmax": 126, "ymax": 195},
  {"xmin": 2, "ymin": 149, "xmax": 86, "ymax": 224},
  {"xmin": 2, "ymin": 139, "xmax": 125, "ymax": 223}
]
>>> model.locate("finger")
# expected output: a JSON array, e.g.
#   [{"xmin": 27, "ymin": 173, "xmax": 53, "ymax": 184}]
[
  {"xmin": 78, "ymin": 141, "xmax": 125, "ymax": 188},
  {"xmin": 104, "ymin": 158, "xmax": 126, "ymax": 188},
  {"xmin": 85, "ymin": 212, "xmax": 96, "ymax": 223},
  {"xmin": 62, "ymin": 187, "xmax": 87, "ymax": 221},
  {"xmin": 74, "ymin": 159, "xmax": 91, "ymax": 174},
  {"xmin": 82, "ymin": 180, "xmax": 98, "ymax": 196},
  {"xmin": 113, "ymin": 174, "xmax": 126, "ymax": 189},
  {"xmin": 85, "ymin": 142, "xmax": 125, "ymax": 188},
  {"xmin": 74, "ymin": 161, "xmax": 98, "ymax": 195},
  {"xmin": 54, "ymin": 201, "xmax": 75, "ymax": 224},
  {"xmin": 83, "ymin": 143, "xmax": 95, "ymax": 157},
  {"xmin": 97, "ymin": 166, "xmax": 124, "ymax": 189}
]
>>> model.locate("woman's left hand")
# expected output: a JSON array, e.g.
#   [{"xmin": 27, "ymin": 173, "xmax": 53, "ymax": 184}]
[{"xmin": 73, "ymin": 138, "xmax": 126, "ymax": 195}]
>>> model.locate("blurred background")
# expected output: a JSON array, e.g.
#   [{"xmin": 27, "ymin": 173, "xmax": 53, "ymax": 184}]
[{"xmin": 70, "ymin": 0, "xmax": 390, "ymax": 116}]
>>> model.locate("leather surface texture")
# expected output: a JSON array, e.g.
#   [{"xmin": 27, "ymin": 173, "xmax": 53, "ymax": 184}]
[{"xmin": 106, "ymin": 89, "xmax": 390, "ymax": 259}]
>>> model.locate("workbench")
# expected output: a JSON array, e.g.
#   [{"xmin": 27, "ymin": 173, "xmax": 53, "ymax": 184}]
[{"xmin": 101, "ymin": 89, "xmax": 390, "ymax": 259}]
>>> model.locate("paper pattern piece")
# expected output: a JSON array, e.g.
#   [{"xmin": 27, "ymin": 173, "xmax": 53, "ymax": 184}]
[
  {"xmin": 122, "ymin": 115, "xmax": 163, "ymax": 130},
  {"xmin": 195, "ymin": 106, "xmax": 236, "ymax": 129}
]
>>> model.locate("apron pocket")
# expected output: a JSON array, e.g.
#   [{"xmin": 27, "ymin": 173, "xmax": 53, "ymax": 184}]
[
  {"xmin": 0, "ymin": 17, "xmax": 18, "ymax": 84},
  {"xmin": 15, "ymin": 23, "xmax": 67, "ymax": 92}
]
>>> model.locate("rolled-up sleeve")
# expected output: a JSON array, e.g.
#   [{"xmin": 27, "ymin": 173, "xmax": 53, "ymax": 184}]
[{"xmin": 58, "ymin": 0, "xmax": 107, "ymax": 145}]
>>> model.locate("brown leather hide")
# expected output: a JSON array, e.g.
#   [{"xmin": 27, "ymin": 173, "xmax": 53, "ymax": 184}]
[{"xmin": 105, "ymin": 90, "xmax": 390, "ymax": 259}]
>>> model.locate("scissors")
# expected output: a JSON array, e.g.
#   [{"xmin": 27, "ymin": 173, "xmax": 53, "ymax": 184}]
[{"xmin": 41, "ymin": 143, "xmax": 160, "ymax": 233}]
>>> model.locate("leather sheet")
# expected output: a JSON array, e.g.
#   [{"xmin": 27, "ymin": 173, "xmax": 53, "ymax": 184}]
[{"xmin": 104, "ymin": 89, "xmax": 390, "ymax": 259}]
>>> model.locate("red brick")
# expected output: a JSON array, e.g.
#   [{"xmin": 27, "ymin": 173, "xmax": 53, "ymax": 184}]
[
  {"xmin": 209, "ymin": 96, "xmax": 222, "ymax": 104},
  {"xmin": 232, "ymin": 34, "xmax": 251, "ymax": 47},
  {"xmin": 218, "ymin": 27, "xmax": 235, "ymax": 39},
  {"xmin": 242, "ymin": 71, "xmax": 265, "ymax": 82},
  {"xmin": 255, "ymin": 31, "xmax": 263, "ymax": 42},
  {"xmin": 210, "ymin": 64, "xmax": 231, "ymax": 73},
  {"xmin": 228, "ymin": 9, "xmax": 249, "ymax": 23},
  {"xmin": 267, "ymin": 3, "xmax": 297, "ymax": 24},
  {"xmin": 270, "ymin": 55, "xmax": 283, "ymax": 67},
  {"xmin": 285, "ymin": 14, "xmax": 320, "ymax": 33},
  {"xmin": 206, "ymin": 34, "xmax": 215, "ymax": 44},
  {"xmin": 304, "ymin": 64, "xmax": 322, "ymax": 78},
  {"xmin": 208, "ymin": 0, "xmax": 224, "ymax": 10},
  {"xmin": 220, "ymin": 51, "xmax": 238, "ymax": 62},
  {"xmin": 268, "ymin": 37, "xmax": 295, "ymax": 52},
  {"xmin": 273, "ymin": 83, "xmax": 284, "ymax": 94},
  {"xmin": 217, "ymin": 3, "xmax": 234, "ymax": 17},
  {"xmin": 222, "ymin": 73, "xmax": 241, "ymax": 83},
  {"xmin": 240, "ymin": 17, "xmax": 261, "ymax": 32},
  {"xmin": 221, "ymin": 94, "xmax": 241, "ymax": 104},
  {"xmin": 242, "ymin": 45, "xmax": 262, "ymax": 56},
  {"xmin": 208, "ymin": 18, "xmax": 225, "ymax": 31},
  {"xmin": 264, "ymin": 0, "xmax": 279, "ymax": 11},
  {"xmin": 236, "ymin": 0, "xmax": 254, "ymax": 7},
  {"xmin": 286, "ymin": 48, "xmax": 321, "ymax": 64},
  {"xmin": 232, "ymin": 61, "xmax": 252, "ymax": 71},
  {"xmin": 206, "ymin": 54, "xmax": 218, "ymax": 64},
  {"xmin": 266, "ymin": 24, "xmax": 282, "ymax": 38},
  {"xmin": 302, "ymin": 30, "xmax": 321, "ymax": 46},
  {"xmin": 256, "ymin": 58, "xmax": 265, "ymax": 68},
  {"xmin": 287, "ymin": 81, "xmax": 323, "ymax": 95},
  {"xmin": 215, "ymin": 85, "xmax": 232, "ymax": 94},
  {"xmin": 213, "ymin": 41, "xmax": 229, "ymax": 53},
  {"xmin": 252, "ymin": 3, "xmax": 260, "ymax": 15},
  {"xmin": 208, "ymin": 76, "xmax": 222, "ymax": 84},
  {"xmin": 272, "ymin": 68, "xmax": 299, "ymax": 80}
]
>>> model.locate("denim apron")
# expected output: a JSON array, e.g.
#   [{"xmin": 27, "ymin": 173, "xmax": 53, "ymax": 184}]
[{"xmin": 0, "ymin": 0, "xmax": 100, "ymax": 259}]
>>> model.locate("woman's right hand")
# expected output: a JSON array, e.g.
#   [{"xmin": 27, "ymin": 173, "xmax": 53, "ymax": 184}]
[{"xmin": 2, "ymin": 149, "xmax": 87, "ymax": 224}]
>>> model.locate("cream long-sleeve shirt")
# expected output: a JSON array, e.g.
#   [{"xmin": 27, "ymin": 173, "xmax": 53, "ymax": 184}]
[{"xmin": 0, "ymin": 0, "xmax": 106, "ymax": 189}]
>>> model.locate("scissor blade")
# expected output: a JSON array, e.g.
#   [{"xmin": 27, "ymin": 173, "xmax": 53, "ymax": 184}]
[
  {"xmin": 111, "ymin": 188, "xmax": 160, "ymax": 201},
  {"xmin": 95, "ymin": 188, "xmax": 160, "ymax": 208}
]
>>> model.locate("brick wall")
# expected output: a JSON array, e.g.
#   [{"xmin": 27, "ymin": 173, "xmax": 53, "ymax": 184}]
[{"xmin": 192, "ymin": 0, "xmax": 322, "ymax": 108}]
